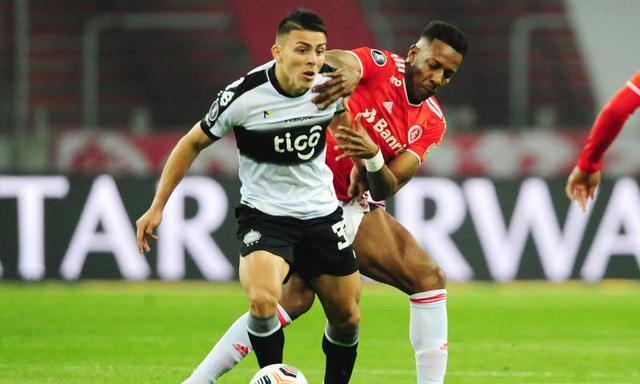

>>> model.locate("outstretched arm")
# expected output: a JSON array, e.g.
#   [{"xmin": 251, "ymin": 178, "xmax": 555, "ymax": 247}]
[
  {"xmin": 567, "ymin": 71, "xmax": 640, "ymax": 210},
  {"xmin": 576, "ymin": 75, "xmax": 640, "ymax": 173},
  {"xmin": 136, "ymin": 123, "xmax": 215, "ymax": 253}
]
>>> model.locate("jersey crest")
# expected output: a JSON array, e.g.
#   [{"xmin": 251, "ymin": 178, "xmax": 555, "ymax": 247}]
[
  {"xmin": 408, "ymin": 125, "xmax": 423, "ymax": 144},
  {"xmin": 205, "ymin": 100, "xmax": 220, "ymax": 125},
  {"xmin": 371, "ymin": 49, "xmax": 387, "ymax": 66}
]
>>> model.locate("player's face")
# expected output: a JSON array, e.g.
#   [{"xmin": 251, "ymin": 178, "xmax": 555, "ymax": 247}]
[
  {"xmin": 405, "ymin": 38, "xmax": 463, "ymax": 101},
  {"xmin": 272, "ymin": 29, "xmax": 327, "ymax": 96}
]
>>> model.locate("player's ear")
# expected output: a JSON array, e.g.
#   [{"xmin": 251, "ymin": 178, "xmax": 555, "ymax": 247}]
[
  {"xmin": 406, "ymin": 44, "xmax": 418, "ymax": 64},
  {"xmin": 272, "ymin": 44, "xmax": 283, "ymax": 63}
]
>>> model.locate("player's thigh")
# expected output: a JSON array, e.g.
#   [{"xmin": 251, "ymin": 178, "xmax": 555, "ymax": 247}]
[
  {"xmin": 236, "ymin": 204, "xmax": 300, "ymax": 298},
  {"xmin": 239, "ymin": 250, "xmax": 290, "ymax": 300},
  {"xmin": 353, "ymin": 208, "xmax": 442, "ymax": 294},
  {"xmin": 310, "ymin": 271, "xmax": 361, "ymax": 326}
]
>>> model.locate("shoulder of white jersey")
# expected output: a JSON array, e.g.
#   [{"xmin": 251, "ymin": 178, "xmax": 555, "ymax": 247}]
[
  {"xmin": 200, "ymin": 64, "xmax": 270, "ymax": 137},
  {"xmin": 221, "ymin": 63, "xmax": 271, "ymax": 105},
  {"xmin": 248, "ymin": 60, "xmax": 274, "ymax": 75}
]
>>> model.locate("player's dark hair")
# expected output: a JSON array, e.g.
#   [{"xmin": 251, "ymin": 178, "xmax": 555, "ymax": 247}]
[
  {"xmin": 421, "ymin": 21, "xmax": 468, "ymax": 56},
  {"xmin": 277, "ymin": 9, "xmax": 326, "ymax": 37}
]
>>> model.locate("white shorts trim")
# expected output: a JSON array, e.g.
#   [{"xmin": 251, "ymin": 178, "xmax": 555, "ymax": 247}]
[{"xmin": 339, "ymin": 198, "xmax": 369, "ymax": 244}]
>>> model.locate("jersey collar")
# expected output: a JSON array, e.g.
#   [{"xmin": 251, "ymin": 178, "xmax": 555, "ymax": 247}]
[{"xmin": 267, "ymin": 64, "xmax": 311, "ymax": 98}]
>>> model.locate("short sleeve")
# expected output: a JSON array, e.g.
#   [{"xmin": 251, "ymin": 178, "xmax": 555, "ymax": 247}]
[
  {"xmin": 200, "ymin": 76, "xmax": 247, "ymax": 139},
  {"xmin": 406, "ymin": 99, "xmax": 447, "ymax": 162},
  {"xmin": 349, "ymin": 47, "xmax": 395, "ymax": 82}
]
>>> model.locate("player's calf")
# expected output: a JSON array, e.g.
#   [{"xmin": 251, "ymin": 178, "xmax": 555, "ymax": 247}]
[
  {"xmin": 322, "ymin": 320, "xmax": 359, "ymax": 384},
  {"xmin": 326, "ymin": 308, "xmax": 359, "ymax": 384},
  {"xmin": 244, "ymin": 280, "xmax": 284, "ymax": 368},
  {"xmin": 409, "ymin": 289, "xmax": 448, "ymax": 384},
  {"xmin": 239, "ymin": 252, "xmax": 289, "ymax": 368}
]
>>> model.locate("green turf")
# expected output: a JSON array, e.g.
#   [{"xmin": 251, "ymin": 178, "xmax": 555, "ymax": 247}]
[{"xmin": 1, "ymin": 281, "xmax": 639, "ymax": 383}]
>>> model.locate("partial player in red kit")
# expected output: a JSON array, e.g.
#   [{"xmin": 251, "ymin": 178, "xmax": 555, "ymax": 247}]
[
  {"xmin": 327, "ymin": 46, "xmax": 447, "ymax": 204},
  {"xmin": 182, "ymin": 21, "xmax": 467, "ymax": 384},
  {"xmin": 566, "ymin": 71, "xmax": 640, "ymax": 211}
]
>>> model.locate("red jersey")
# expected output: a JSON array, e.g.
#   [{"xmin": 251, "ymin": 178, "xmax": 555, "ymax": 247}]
[
  {"xmin": 577, "ymin": 71, "xmax": 640, "ymax": 172},
  {"xmin": 326, "ymin": 47, "xmax": 447, "ymax": 201}
]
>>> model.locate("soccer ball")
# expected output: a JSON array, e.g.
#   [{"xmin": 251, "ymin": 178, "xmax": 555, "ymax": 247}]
[{"xmin": 249, "ymin": 363, "xmax": 308, "ymax": 384}]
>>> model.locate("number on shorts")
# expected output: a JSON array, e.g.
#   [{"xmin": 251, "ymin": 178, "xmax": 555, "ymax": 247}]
[{"xmin": 331, "ymin": 220, "xmax": 350, "ymax": 250}]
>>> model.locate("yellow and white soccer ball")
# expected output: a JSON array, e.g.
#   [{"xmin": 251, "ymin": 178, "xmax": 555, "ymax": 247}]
[{"xmin": 249, "ymin": 363, "xmax": 308, "ymax": 384}]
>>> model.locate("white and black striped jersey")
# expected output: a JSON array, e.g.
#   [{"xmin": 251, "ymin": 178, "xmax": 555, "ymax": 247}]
[{"xmin": 200, "ymin": 61, "xmax": 345, "ymax": 220}]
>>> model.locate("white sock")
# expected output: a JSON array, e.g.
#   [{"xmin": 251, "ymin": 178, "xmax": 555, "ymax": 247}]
[
  {"xmin": 187, "ymin": 304, "xmax": 292, "ymax": 383},
  {"xmin": 409, "ymin": 289, "xmax": 448, "ymax": 384}
]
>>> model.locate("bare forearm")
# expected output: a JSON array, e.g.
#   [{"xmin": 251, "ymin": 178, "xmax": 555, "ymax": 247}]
[
  {"xmin": 325, "ymin": 50, "xmax": 361, "ymax": 75},
  {"xmin": 366, "ymin": 152, "xmax": 418, "ymax": 201},
  {"xmin": 150, "ymin": 136, "xmax": 202, "ymax": 211},
  {"xmin": 366, "ymin": 167, "xmax": 401, "ymax": 201},
  {"xmin": 325, "ymin": 50, "xmax": 347, "ymax": 69}
]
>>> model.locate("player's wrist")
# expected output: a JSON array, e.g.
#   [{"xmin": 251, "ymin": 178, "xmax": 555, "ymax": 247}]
[
  {"xmin": 576, "ymin": 159, "xmax": 600, "ymax": 174},
  {"xmin": 365, "ymin": 149, "xmax": 384, "ymax": 172}
]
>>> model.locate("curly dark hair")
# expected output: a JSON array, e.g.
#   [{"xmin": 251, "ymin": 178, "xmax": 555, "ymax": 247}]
[{"xmin": 421, "ymin": 21, "xmax": 468, "ymax": 56}]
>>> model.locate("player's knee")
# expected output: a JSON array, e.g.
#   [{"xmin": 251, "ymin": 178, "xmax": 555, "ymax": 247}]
[
  {"xmin": 332, "ymin": 306, "xmax": 361, "ymax": 331},
  {"xmin": 346, "ymin": 309, "xmax": 361, "ymax": 329},
  {"xmin": 419, "ymin": 264, "xmax": 446, "ymax": 291},
  {"xmin": 346, "ymin": 305, "xmax": 362, "ymax": 329},
  {"xmin": 407, "ymin": 261, "xmax": 446, "ymax": 293},
  {"xmin": 248, "ymin": 289, "xmax": 280, "ymax": 317}
]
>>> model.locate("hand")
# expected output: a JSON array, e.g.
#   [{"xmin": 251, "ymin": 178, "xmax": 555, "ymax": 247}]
[
  {"xmin": 333, "ymin": 113, "xmax": 379, "ymax": 161},
  {"xmin": 135, "ymin": 207, "xmax": 162, "ymax": 253},
  {"xmin": 312, "ymin": 67, "xmax": 359, "ymax": 109},
  {"xmin": 347, "ymin": 164, "xmax": 366, "ymax": 199},
  {"xmin": 565, "ymin": 166, "xmax": 601, "ymax": 212}
]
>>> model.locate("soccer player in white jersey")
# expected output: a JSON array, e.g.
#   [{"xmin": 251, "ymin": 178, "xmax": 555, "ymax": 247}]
[
  {"xmin": 183, "ymin": 21, "xmax": 468, "ymax": 384},
  {"xmin": 135, "ymin": 10, "xmax": 361, "ymax": 384}
]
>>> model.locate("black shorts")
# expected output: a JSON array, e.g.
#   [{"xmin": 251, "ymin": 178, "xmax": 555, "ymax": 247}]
[{"xmin": 235, "ymin": 204, "xmax": 358, "ymax": 280}]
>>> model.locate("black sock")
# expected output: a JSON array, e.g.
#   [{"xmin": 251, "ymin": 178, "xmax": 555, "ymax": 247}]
[
  {"xmin": 248, "ymin": 327, "xmax": 284, "ymax": 368},
  {"xmin": 322, "ymin": 334, "xmax": 358, "ymax": 384}
]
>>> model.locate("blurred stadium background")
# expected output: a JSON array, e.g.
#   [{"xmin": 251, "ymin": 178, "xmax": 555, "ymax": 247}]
[
  {"xmin": 1, "ymin": 0, "xmax": 639, "ymax": 282},
  {"xmin": 1, "ymin": 1, "xmax": 640, "ymax": 383}
]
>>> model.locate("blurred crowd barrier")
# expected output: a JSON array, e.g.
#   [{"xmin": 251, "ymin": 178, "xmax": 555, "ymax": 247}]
[{"xmin": 45, "ymin": 129, "xmax": 640, "ymax": 178}]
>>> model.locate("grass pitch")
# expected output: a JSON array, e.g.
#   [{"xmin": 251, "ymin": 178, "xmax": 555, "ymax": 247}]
[{"xmin": 1, "ymin": 281, "xmax": 639, "ymax": 383}]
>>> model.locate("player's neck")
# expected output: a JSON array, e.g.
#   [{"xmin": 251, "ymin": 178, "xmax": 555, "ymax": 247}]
[
  {"xmin": 404, "ymin": 70, "xmax": 422, "ymax": 105},
  {"xmin": 273, "ymin": 64, "xmax": 309, "ymax": 97}
]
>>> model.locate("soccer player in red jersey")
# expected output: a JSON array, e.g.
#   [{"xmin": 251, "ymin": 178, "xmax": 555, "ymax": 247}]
[
  {"xmin": 183, "ymin": 21, "xmax": 467, "ymax": 384},
  {"xmin": 566, "ymin": 70, "xmax": 640, "ymax": 211}
]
